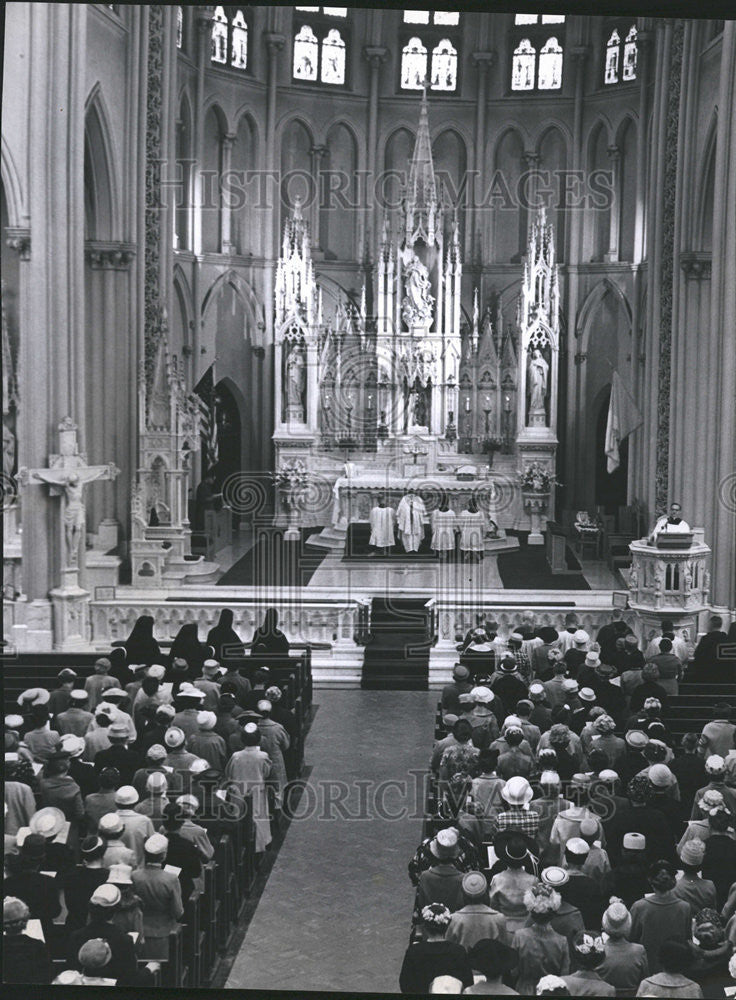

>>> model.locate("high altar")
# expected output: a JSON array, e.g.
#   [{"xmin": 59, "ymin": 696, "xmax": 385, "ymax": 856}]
[{"xmin": 273, "ymin": 94, "xmax": 560, "ymax": 545}]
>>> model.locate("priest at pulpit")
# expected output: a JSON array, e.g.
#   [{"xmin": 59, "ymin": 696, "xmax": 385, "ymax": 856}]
[
  {"xmin": 648, "ymin": 503, "xmax": 691, "ymax": 545},
  {"xmin": 368, "ymin": 499, "xmax": 396, "ymax": 556}
]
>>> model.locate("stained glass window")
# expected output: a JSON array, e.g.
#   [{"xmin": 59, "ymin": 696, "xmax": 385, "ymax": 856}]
[
  {"xmin": 231, "ymin": 10, "xmax": 248, "ymax": 69},
  {"xmin": 212, "ymin": 6, "xmax": 228, "ymax": 64},
  {"xmin": 404, "ymin": 10, "xmax": 430, "ymax": 23},
  {"xmin": 605, "ymin": 29, "xmax": 621, "ymax": 84},
  {"xmin": 510, "ymin": 16, "xmax": 564, "ymax": 91},
  {"xmin": 431, "ymin": 39, "xmax": 457, "ymax": 92},
  {"xmin": 176, "ymin": 6, "xmax": 183, "ymax": 49},
  {"xmin": 322, "ymin": 29, "xmax": 346, "ymax": 84},
  {"xmin": 538, "ymin": 36, "xmax": 563, "ymax": 89},
  {"xmin": 401, "ymin": 37, "xmax": 428, "ymax": 90},
  {"xmin": 604, "ymin": 22, "xmax": 637, "ymax": 86},
  {"xmin": 623, "ymin": 25, "xmax": 637, "ymax": 80},
  {"xmin": 512, "ymin": 39, "xmax": 536, "ymax": 90},
  {"xmin": 294, "ymin": 24, "xmax": 319, "ymax": 80},
  {"xmin": 400, "ymin": 13, "xmax": 459, "ymax": 92}
]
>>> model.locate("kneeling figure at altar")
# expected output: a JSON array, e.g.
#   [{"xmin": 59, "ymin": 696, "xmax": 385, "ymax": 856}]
[
  {"xmin": 369, "ymin": 499, "xmax": 396, "ymax": 556},
  {"xmin": 396, "ymin": 489, "xmax": 427, "ymax": 553}
]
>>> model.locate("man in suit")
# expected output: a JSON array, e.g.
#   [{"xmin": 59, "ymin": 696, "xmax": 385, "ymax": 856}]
[
  {"xmin": 596, "ymin": 610, "xmax": 634, "ymax": 665},
  {"xmin": 692, "ymin": 615, "xmax": 728, "ymax": 676},
  {"xmin": 93, "ymin": 723, "xmax": 142, "ymax": 786}
]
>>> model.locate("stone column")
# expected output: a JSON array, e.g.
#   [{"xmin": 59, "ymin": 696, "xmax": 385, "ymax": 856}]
[
  {"xmin": 604, "ymin": 145, "xmax": 621, "ymax": 262},
  {"xmin": 18, "ymin": 3, "xmax": 87, "ymax": 644},
  {"xmin": 522, "ymin": 152, "xmax": 540, "ymax": 246},
  {"xmin": 220, "ymin": 132, "xmax": 237, "ymax": 254},
  {"xmin": 470, "ymin": 52, "xmax": 494, "ymax": 263},
  {"xmin": 363, "ymin": 45, "xmax": 387, "ymax": 255},
  {"xmin": 309, "ymin": 144, "xmax": 328, "ymax": 251}
]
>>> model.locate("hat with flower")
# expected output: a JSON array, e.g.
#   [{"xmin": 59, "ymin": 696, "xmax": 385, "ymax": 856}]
[
  {"xmin": 593, "ymin": 714, "xmax": 616, "ymax": 734},
  {"xmin": 524, "ymin": 883, "xmax": 561, "ymax": 915},
  {"xmin": 602, "ymin": 897, "xmax": 632, "ymax": 938},
  {"xmin": 536, "ymin": 976, "xmax": 569, "ymax": 996},
  {"xmin": 421, "ymin": 902, "xmax": 452, "ymax": 929}
]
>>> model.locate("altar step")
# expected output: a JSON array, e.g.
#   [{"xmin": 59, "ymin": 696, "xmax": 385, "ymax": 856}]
[
  {"xmin": 361, "ymin": 597, "xmax": 432, "ymax": 691},
  {"xmin": 305, "ymin": 524, "xmax": 347, "ymax": 551}
]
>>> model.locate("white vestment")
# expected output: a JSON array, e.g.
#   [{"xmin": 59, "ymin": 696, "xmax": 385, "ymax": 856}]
[
  {"xmin": 649, "ymin": 515, "xmax": 691, "ymax": 544},
  {"xmin": 369, "ymin": 505, "xmax": 396, "ymax": 548},
  {"xmin": 431, "ymin": 509, "xmax": 457, "ymax": 551},
  {"xmin": 457, "ymin": 510, "xmax": 486, "ymax": 552},
  {"xmin": 396, "ymin": 494, "xmax": 426, "ymax": 553}
]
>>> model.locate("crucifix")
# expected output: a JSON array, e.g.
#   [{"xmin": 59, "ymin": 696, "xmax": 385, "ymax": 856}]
[
  {"xmin": 403, "ymin": 436, "xmax": 429, "ymax": 465},
  {"xmin": 17, "ymin": 417, "xmax": 120, "ymax": 587}
]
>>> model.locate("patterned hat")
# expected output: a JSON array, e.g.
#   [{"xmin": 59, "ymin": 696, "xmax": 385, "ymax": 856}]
[
  {"xmin": 461, "ymin": 871, "xmax": 487, "ymax": 898},
  {"xmin": 593, "ymin": 714, "xmax": 616, "ymax": 734},
  {"xmin": 147, "ymin": 743, "xmax": 167, "ymax": 761},
  {"xmin": 524, "ymin": 883, "xmax": 561, "ymax": 915},
  {"xmin": 706, "ymin": 754, "xmax": 726, "ymax": 775},
  {"xmin": 573, "ymin": 630, "xmax": 590, "ymax": 644},
  {"xmin": 549, "ymin": 723, "xmax": 571, "ymax": 745},
  {"xmin": 60, "ymin": 733, "xmax": 85, "ymax": 757},
  {"xmin": 3, "ymin": 897, "xmax": 30, "ymax": 925},
  {"xmin": 430, "ymin": 827, "xmax": 460, "ymax": 860},
  {"xmin": 421, "ymin": 902, "xmax": 452, "ymax": 929},
  {"xmin": 679, "ymin": 837, "xmax": 706, "ymax": 866},
  {"xmin": 537, "ymin": 975, "xmax": 568, "ymax": 995},
  {"xmin": 602, "ymin": 897, "xmax": 632, "ymax": 937},
  {"xmin": 541, "ymin": 866, "xmax": 569, "ymax": 887}
]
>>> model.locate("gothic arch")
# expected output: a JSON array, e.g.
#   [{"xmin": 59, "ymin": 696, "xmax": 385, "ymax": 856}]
[
  {"xmin": 1, "ymin": 135, "xmax": 25, "ymax": 226},
  {"xmin": 233, "ymin": 108, "xmax": 260, "ymax": 156},
  {"xmin": 323, "ymin": 115, "xmax": 364, "ymax": 164},
  {"xmin": 577, "ymin": 278, "xmax": 632, "ymax": 351},
  {"xmin": 201, "ymin": 98, "xmax": 231, "ymax": 135},
  {"xmin": 84, "ymin": 87, "xmax": 120, "ymax": 240},
  {"xmin": 614, "ymin": 111, "xmax": 638, "ymax": 149},
  {"xmin": 201, "ymin": 269, "xmax": 264, "ymax": 346},
  {"xmin": 277, "ymin": 113, "xmax": 315, "ymax": 148},
  {"xmin": 585, "ymin": 115, "xmax": 614, "ymax": 158},
  {"xmin": 532, "ymin": 119, "xmax": 573, "ymax": 152}
]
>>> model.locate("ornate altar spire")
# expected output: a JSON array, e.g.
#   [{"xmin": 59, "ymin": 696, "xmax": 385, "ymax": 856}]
[
  {"xmin": 275, "ymin": 197, "xmax": 318, "ymax": 329},
  {"xmin": 403, "ymin": 88, "xmax": 440, "ymax": 247}
]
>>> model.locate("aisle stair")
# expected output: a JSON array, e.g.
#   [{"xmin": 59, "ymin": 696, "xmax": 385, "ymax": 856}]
[{"xmin": 361, "ymin": 597, "xmax": 433, "ymax": 691}]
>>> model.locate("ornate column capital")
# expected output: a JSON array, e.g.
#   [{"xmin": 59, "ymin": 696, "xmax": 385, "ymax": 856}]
[
  {"xmin": 6, "ymin": 227, "xmax": 31, "ymax": 260},
  {"xmin": 679, "ymin": 251, "xmax": 712, "ymax": 280},
  {"xmin": 574, "ymin": 352, "xmax": 587, "ymax": 366},
  {"xmin": 523, "ymin": 151, "xmax": 540, "ymax": 168},
  {"xmin": 607, "ymin": 144, "xmax": 621, "ymax": 163},
  {"xmin": 222, "ymin": 131, "xmax": 237, "ymax": 149},
  {"xmin": 363, "ymin": 45, "xmax": 388, "ymax": 67},
  {"xmin": 471, "ymin": 51, "xmax": 495, "ymax": 70},
  {"xmin": 85, "ymin": 241, "xmax": 137, "ymax": 270},
  {"xmin": 310, "ymin": 144, "xmax": 328, "ymax": 159},
  {"xmin": 264, "ymin": 31, "xmax": 286, "ymax": 55}
]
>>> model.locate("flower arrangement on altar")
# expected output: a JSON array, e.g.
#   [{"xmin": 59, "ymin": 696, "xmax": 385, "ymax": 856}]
[
  {"xmin": 272, "ymin": 459, "xmax": 309, "ymax": 492},
  {"xmin": 520, "ymin": 462, "xmax": 561, "ymax": 494},
  {"xmin": 482, "ymin": 436, "xmax": 504, "ymax": 454}
]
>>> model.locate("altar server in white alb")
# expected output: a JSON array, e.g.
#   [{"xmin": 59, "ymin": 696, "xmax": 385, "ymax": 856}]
[
  {"xmin": 457, "ymin": 498, "xmax": 487, "ymax": 561},
  {"xmin": 369, "ymin": 499, "xmax": 396, "ymax": 556},
  {"xmin": 431, "ymin": 501, "xmax": 457, "ymax": 559},
  {"xmin": 396, "ymin": 489, "xmax": 427, "ymax": 553}
]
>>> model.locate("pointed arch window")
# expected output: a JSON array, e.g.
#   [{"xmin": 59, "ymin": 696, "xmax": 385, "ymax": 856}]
[
  {"xmin": 400, "ymin": 11, "xmax": 460, "ymax": 92},
  {"xmin": 176, "ymin": 6, "xmax": 184, "ymax": 50},
  {"xmin": 210, "ymin": 6, "xmax": 251, "ymax": 72},
  {"xmin": 510, "ymin": 15, "xmax": 565, "ymax": 91},
  {"xmin": 603, "ymin": 21, "xmax": 637, "ymax": 85},
  {"xmin": 292, "ymin": 9, "xmax": 349, "ymax": 86}
]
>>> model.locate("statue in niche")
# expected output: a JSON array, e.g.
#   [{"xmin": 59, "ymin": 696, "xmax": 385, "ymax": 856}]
[
  {"xmin": 285, "ymin": 343, "xmax": 306, "ymax": 422},
  {"xmin": 527, "ymin": 348, "xmax": 549, "ymax": 417},
  {"xmin": 401, "ymin": 250, "xmax": 434, "ymax": 328}
]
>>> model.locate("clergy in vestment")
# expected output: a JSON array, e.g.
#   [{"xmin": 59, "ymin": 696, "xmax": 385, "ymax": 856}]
[
  {"xmin": 431, "ymin": 503, "xmax": 457, "ymax": 557},
  {"xmin": 458, "ymin": 499, "xmax": 487, "ymax": 560},
  {"xmin": 397, "ymin": 489, "xmax": 426, "ymax": 553},
  {"xmin": 368, "ymin": 499, "xmax": 396, "ymax": 554}
]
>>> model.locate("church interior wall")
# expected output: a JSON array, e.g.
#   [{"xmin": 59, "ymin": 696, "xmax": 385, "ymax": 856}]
[{"xmin": 2, "ymin": 7, "xmax": 735, "ymax": 616}]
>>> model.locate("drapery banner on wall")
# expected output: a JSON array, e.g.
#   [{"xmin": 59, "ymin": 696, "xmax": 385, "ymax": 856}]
[
  {"xmin": 194, "ymin": 364, "xmax": 219, "ymax": 474},
  {"xmin": 605, "ymin": 370, "xmax": 642, "ymax": 473}
]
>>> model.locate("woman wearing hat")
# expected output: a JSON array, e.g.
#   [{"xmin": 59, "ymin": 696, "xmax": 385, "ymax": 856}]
[
  {"xmin": 464, "ymin": 938, "xmax": 520, "ymax": 995},
  {"xmin": 224, "ymin": 722, "xmax": 273, "ymax": 853},
  {"xmin": 673, "ymin": 838, "xmax": 718, "ymax": 913},
  {"xmin": 22, "ymin": 704, "xmax": 62, "ymax": 763},
  {"xmin": 3, "ymin": 896, "xmax": 54, "ymax": 984},
  {"xmin": 511, "ymin": 883, "xmax": 569, "ymax": 995},
  {"xmin": 4, "ymin": 833, "xmax": 62, "ymax": 940},
  {"xmin": 597, "ymin": 897, "xmax": 650, "ymax": 997},
  {"xmin": 561, "ymin": 930, "xmax": 616, "ymax": 996},
  {"xmin": 488, "ymin": 834, "xmax": 540, "ymax": 935},
  {"xmin": 107, "ymin": 863, "xmax": 145, "ymax": 944},
  {"xmin": 399, "ymin": 902, "xmax": 473, "ymax": 994},
  {"xmin": 408, "ymin": 823, "xmax": 479, "ymax": 887},
  {"xmin": 688, "ymin": 908, "xmax": 734, "ymax": 997},
  {"xmin": 37, "ymin": 750, "xmax": 84, "ymax": 850},
  {"xmin": 630, "ymin": 860, "xmax": 692, "ymax": 972},
  {"xmin": 59, "ymin": 835, "xmax": 110, "ymax": 930},
  {"xmin": 256, "ymin": 699, "xmax": 290, "ymax": 810},
  {"xmin": 635, "ymin": 939, "xmax": 704, "ymax": 998}
]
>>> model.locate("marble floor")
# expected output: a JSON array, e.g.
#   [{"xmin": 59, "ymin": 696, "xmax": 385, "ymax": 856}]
[{"xmin": 225, "ymin": 688, "xmax": 436, "ymax": 993}]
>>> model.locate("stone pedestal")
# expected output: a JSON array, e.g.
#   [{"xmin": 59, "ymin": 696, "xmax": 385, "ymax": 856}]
[{"xmin": 523, "ymin": 492, "xmax": 550, "ymax": 545}]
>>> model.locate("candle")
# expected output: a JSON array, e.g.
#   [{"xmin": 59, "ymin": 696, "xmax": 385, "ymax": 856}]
[
  {"xmin": 465, "ymin": 396, "xmax": 470, "ymax": 412},
  {"xmin": 367, "ymin": 394, "xmax": 373, "ymax": 411}
]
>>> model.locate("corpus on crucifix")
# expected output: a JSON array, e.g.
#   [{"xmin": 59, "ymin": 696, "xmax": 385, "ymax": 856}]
[{"xmin": 17, "ymin": 417, "xmax": 120, "ymax": 576}]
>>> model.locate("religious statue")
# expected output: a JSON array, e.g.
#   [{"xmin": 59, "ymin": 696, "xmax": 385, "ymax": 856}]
[
  {"xmin": 401, "ymin": 250, "xmax": 434, "ymax": 328},
  {"xmin": 286, "ymin": 344, "xmax": 306, "ymax": 422},
  {"xmin": 527, "ymin": 348, "xmax": 549, "ymax": 413}
]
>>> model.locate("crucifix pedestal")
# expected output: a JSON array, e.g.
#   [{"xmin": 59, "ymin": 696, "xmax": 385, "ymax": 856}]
[{"xmin": 17, "ymin": 417, "xmax": 119, "ymax": 649}]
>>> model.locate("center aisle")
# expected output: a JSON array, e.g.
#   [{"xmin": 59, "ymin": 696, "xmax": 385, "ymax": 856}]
[{"xmin": 225, "ymin": 688, "xmax": 436, "ymax": 993}]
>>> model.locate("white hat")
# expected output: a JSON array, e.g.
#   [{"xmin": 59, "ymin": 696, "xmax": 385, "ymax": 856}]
[
  {"xmin": 70, "ymin": 690, "xmax": 89, "ymax": 702},
  {"xmin": 706, "ymin": 754, "xmax": 726, "ymax": 774},
  {"xmin": 470, "ymin": 686, "xmax": 493, "ymax": 704},
  {"xmin": 98, "ymin": 813, "xmax": 125, "ymax": 836},
  {"xmin": 529, "ymin": 683, "xmax": 545, "ymax": 700},
  {"xmin": 598, "ymin": 769, "xmax": 619, "ymax": 784},
  {"xmin": 562, "ymin": 678, "xmax": 579, "ymax": 693},
  {"xmin": 164, "ymin": 726, "xmax": 185, "ymax": 748},
  {"xmin": 585, "ymin": 652, "xmax": 601, "ymax": 666},
  {"xmin": 541, "ymin": 866, "xmax": 569, "ymax": 887},
  {"xmin": 203, "ymin": 659, "xmax": 220, "ymax": 674},
  {"xmin": 175, "ymin": 794, "xmax": 199, "ymax": 814},
  {"xmin": 96, "ymin": 702, "xmax": 116, "ymax": 718},
  {"xmin": 178, "ymin": 683, "xmax": 205, "ymax": 700},
  {"xmin": 144, "ymin": 833, "xmax": 169, "ymax": 855},
  {"xmin": 189, "ymin": 758, "xmax": 210, "ymax": 774},
  {"xmin": 622, "ymin": 832, "xmax": 646, "ymax": 851},
  {"xmin": 29, "ymin": 806, "xmax": 65, "ymax": 839},
  {"xmin": 573, "ymin": 629, "xmax": 590, "ymax": 644},
  {"xmin": 60, "ymin": 734, "xmax": 85, "ymax": 758},
  {"xmin": 197, "ymin": 710, "xmax": 217, "ymax": 730},
  {"xmin": 503, "ymin": 715, "xmax": 522, "ymax": 729},
  {"xmin": 565, "ymin": 837, "xmax": 590, "ymax": 857},
  {"xmin": 579, "ymin": 687, "xmax": 597, "ymax": 703},
  {"xmin": 243, "ymin": 722, "xmax": 258, "ymax": 735},
  {"xmin": 147, "ymin": 664, "xmax": 166, "ymax": 681},
  {"xmin": 18, "ymin": 687, "xmax": 50, "ymax": 707},
  {"xmin": 128, "ymin": 663, "xmax": 148, "ymax": 674},
  {"xmin": 90, "ymin": 883, "xmax": 121, "ymax": 908},
  {"xmin": 147, "ymin": 743, "xmax": 167, "ymax": 761},
  {"xmin": 501, "ymin": 776, "xmax": 533, "ymax": 807},
  {"xmin": 146, "ymin": 772, "xmax": 168, "ymax": 793},
  {"xmin": 104, "ymin": 688, "xmax": 126, "ymax": 700},
  {"xmin": 4, "ymin": 714, "xmax": 24, "ymax": 729},
  {"xmin": 256, "ymin": 699, "xmax": 272, "ymax": 713},
  {"xmin": 540, "ymin": 770, "xmax": 561, "ymax": 786}
]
